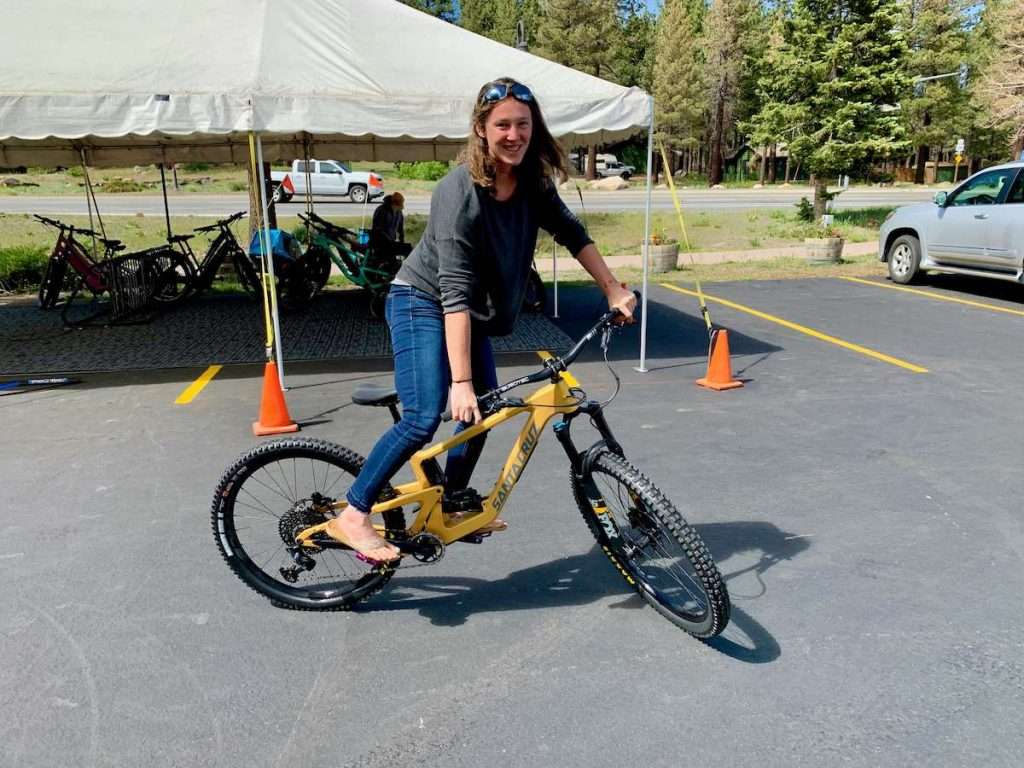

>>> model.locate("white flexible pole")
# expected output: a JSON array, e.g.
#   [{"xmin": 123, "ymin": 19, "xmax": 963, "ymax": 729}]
[
  {"xmin": 636, "ymin": 99, "xmax": 655, "ymax": 373},
  {"xmin": 255, "ymin": 135, "xmax": 287, "ymax": 390},
  {"xmin": 552, "ymin": 237, "xmax": 559, "ymax": 318}
]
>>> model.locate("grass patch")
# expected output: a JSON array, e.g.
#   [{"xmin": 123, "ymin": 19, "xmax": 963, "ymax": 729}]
[{"xmin": 0, "ymin": 244, "xmax": 48, "ymax": 291}]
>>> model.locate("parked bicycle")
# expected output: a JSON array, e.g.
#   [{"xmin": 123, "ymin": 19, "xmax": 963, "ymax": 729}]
[
  {"xmin": 245, "ymin": 226, "xmax": 318, "ymax": 312},
  {"xmin": 35, "ymin": 215, "xmax": 192, "ymax": 324},
  {"xmin": 212, "ymin": 298, "xmax": 730, "ymax": 638},
  {"xmin": 299, "ymin": 211, "xmax": 399, "ymax": 318},
  {"xmin": 298, "ymin": 211, "xmax": 548, "ymax": 318},
  {"xmin": 166, "ymin": 211, "xmax": 261, "ymax": 297}
]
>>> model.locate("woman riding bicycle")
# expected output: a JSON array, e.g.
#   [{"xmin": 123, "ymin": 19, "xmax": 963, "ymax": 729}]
[{"xmin": 327, "ymin": 77, "xmax": 636, "ymax": 561}]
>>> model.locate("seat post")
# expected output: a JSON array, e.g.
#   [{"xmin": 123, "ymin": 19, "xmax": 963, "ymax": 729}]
[{"xmin": 387, "ymin": 404, "xmax": 401, "ymax": 424}]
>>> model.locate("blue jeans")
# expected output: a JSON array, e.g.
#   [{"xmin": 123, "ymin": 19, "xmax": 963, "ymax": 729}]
[{"xmin": 346, "ymin": 284, "xmax": 498, "ymax": 512}]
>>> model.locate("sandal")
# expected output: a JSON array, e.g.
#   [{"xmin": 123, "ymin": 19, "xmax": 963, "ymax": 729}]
[
  {"xmin": 324, "ymin": 519, "xmax": 401, "ymax": 563},
  {"xmin": 445, "ymin": 511, "xmax": 508, "ymax": 534}
]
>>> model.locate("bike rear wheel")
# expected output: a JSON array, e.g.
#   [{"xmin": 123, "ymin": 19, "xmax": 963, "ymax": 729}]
[
  {"xmin": 572, "ymin": 452, "xmax": 729, "ymax": 637},
  {"xmin": 231, "ymin": 245, "xmax": 262, "ymax": 296},
  {"xmin": 211, "ymin": 437, "xmax": 405, "ymax": 610},
  {"xmin": 150, "ymin": 251, "xmax": 196, "ymax": 305}
]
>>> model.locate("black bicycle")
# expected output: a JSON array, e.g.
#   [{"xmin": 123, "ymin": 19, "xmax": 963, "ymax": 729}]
[{"xmin": 167, "ymin": 212, "xmax": 261, "ymax": 297}]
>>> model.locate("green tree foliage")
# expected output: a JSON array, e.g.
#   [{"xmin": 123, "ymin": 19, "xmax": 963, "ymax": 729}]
[
  {"xmin": 747, "ymin": 0, "xmax": 910, "ymax": 216},
  {"xmin": 460, "ymin": 0, "xmax": 542, "ymax": 48},
  {"xmin": 399, "ymin": 0, "xmax": 456, "ymax": 22},
  {"xmin": 743, "ymin": 7, "xmax": 789, "ymax": 175},
  {"xmin": 536, "ymin": 0, "xmax": 620, "ymax": 178},
  {"xmin": 977, "ymin": 0, "xmax": 1024, "ymax": 158},
  {"xmin": 536, "ymin": 0, "xmax": 619, "ymax": 78},
  {"xmin": 903, "ymin": 0, "xmax": 972, "ymax": 182},
  {"xmin": 702, "ymin": 0, "xmax": 762, "ymax": 185},
  {"xmin": 613, "ymin": 0, "xmax": 657, "ymax": 90},
  {"xmin": 653, "ymin": 0, "xmax": 706, "ymax": 164}
]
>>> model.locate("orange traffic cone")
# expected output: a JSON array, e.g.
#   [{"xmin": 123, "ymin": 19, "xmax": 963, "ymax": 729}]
[
  {"xmin": 253, "ymin": 361, "xmax": 299, "ymax": 436},
  {"xmin": 696, "ymin": 329, "xmax": 744, "ymax": 391}
]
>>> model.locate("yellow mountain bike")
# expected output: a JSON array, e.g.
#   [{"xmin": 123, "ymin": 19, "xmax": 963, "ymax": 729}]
[{"xmin": 211, "ymin": 306, "xmax": 730, "ymax": 637}]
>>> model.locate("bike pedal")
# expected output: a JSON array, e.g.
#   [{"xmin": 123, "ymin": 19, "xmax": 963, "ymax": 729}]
[{"xmin": 457, "ymin": 532, "xmax": 491, "ymax": 544}]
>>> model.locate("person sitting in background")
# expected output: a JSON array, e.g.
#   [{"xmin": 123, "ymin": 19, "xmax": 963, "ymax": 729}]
[{"xmin": 370, "ymin": 192, "xmax": 412, "ymax": 265}]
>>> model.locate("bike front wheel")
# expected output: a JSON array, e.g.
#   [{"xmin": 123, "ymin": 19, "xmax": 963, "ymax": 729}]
[
  {"xmin": 211, "ymin": 437, "xmax": 405, "ymax": 610},
  {"xmin": 572, "ymin": 452, "xmax": 730, "ymax": 638}
]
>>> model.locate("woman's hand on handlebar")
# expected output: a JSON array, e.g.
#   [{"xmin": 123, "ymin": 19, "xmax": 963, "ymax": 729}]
[
  {"xmin": 606, "ymin": 282, "xmax": 637, "ymax": 324},
  {"xmin": 449, "ymin": 381, "xmax": 482, "ymax": 425}
]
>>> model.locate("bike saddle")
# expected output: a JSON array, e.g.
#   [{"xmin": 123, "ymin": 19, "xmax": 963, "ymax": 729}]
[
  {"xmin": 351, "ymin": 384, "xmax": 399, "ymax": 407},
  {"xmin": 101, "ymin": 238, "xmax": 126, "ymax": 252},
  {"xmin": 168, "ymin": 233, "xmax": 195, "ymax": 243}
]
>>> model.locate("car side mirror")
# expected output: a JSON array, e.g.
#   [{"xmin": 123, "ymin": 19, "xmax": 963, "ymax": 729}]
[{"xmin": 933, "ymin": 191, "xmax": 948, "ymax": 206}]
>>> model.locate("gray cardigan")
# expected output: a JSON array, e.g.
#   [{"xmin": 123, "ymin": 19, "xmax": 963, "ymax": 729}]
[{"xmin": 395, "ymin": 165, "xmax": 592, "ymax": 336}]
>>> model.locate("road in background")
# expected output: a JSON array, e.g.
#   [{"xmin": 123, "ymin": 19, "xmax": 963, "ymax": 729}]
[{"xmin": 0, "ymin": 187, "xmax": 938, "ymax": 217}]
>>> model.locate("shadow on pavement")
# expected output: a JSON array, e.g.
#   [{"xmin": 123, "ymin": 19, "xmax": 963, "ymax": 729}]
[
  {"xmin": 366, "ymin": 518, "xmax": 806, "ymax": 665},
  {"xmin": 548, "ymin": 284, "xmax": 783, "ymax": 365}
]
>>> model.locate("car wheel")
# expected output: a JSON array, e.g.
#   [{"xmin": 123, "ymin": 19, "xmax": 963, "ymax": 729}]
[
  {"xmin": 271, "ymin": 184, "xmax": 292, "ymax": 204},
  {"xmin": 349, "ymin": 185, "xmax": 368, "ymax": 204},
  {"xmin": 621, "ymin": 171, "xmax": 631, "ymax": 181},
  {"xmin": 887, "ymin": 234, "xmax": 921, "ymax": 285}
]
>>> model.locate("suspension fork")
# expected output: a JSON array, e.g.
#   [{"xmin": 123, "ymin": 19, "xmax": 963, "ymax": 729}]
[{"xmin": 553, "ymin": 400, "xmax": 625, "ymax": 488}]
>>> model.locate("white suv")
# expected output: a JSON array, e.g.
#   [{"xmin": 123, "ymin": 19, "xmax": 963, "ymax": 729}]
[
  {"xmin": 879, "ymin": 161, "xmax": 1024, "ymax": 284},
  {"xmin": 597, "ymin": 160, "xmax": 635, "ymax": 180}
]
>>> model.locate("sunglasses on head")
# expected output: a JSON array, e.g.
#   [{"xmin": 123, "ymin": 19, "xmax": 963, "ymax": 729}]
[{"xmin": 480, "ymin": 81, "xmax": 534, "ymax": 105}]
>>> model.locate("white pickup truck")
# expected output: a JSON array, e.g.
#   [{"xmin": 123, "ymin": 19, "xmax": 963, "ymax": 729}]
[{"xmin": 270, "ymin": 159, "xmax": 385, "ymax": 204}]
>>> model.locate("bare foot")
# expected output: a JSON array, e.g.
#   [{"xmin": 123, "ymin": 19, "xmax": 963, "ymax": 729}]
[{"xmin": 326, "ymin": 508, "xmax": 401, "ymax": 561}]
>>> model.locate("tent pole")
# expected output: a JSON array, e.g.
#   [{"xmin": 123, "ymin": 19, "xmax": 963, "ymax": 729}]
[
  {"xmin": 159, "ymin": 164, "xmax": 172, "ymax": 240},
  {"xmin": 635, "ymin": 100, "xmax": 655, "ymax": 374},
  {"xmin": 255, "ymin": 135, "xmax": 287, "ymax": 390}
]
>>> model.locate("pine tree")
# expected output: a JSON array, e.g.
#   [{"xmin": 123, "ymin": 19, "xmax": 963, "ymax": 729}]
[
  {"xmin": 744, "ymin": 7, "xmax": 788, "ymax": 184},
  {"xmin": 747, "ymin": 0, "xmax": 910, "ymax": 218},
  {"xmin": 904, "ymin": 0, "xmax": 972, "ymax": 183},
  {"xmin": 978, "ymin": 0, "xmax": 1024, "ymax": 158},
  {"xmin": 653, "ymin": 0, "xmax": 705, "ymax": 175},
  {"xmin": 461, "ymin": 0, "xmax": 542, "ymax": 49},
  {"xmin": 614, "ymin": 0, "xmax": 657, "ymax": 90},
  {"xmin": 536, "ymin": 0, "xmax": 620, "ymax": 178},
  {"xmin": 702, "ymin": 0, "xmax": 761, "ymax": 185}
]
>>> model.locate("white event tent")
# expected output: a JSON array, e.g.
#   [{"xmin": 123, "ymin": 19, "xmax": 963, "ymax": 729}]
[{"xmin": 0, "ymin": 0, "xmax": 658, "ymax": 371}]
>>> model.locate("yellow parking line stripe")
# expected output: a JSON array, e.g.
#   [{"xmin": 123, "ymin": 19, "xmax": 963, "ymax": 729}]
[
  {"xmin": 537, "ymin": 350, "xmax": 579, "ymax": 387},
  {"xmin": 659, "ymin": 283, "xmax": 928, "ymax": 374},
  {"xmin": 839, "ymin": 276, "xmax": 1024, "ymax": 317},
  {"xmin": 175, "ymin": 365, "xmax": 223, "ymax": 405}
]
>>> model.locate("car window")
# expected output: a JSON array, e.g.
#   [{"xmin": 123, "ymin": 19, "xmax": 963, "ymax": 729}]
[
  {"xmin": 319, "ymin": 162, "xmax": 340, "ymax": 174},
  {"xmin": 1006, "ymin": 171, "xmax": 1024, "ymax": 204},
  {"xmin": 947, "ymin": 168, "xmax": 1017, "ymax": 206},
  {"xmin": 338, "ymin": 162, "xmax": 352, "ymax": 173},
  {"xmin": 295, "ymin": 161, "xmax": 311, "ymax": 174}
]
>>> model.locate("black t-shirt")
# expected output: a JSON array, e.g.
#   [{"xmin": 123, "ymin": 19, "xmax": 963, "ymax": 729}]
[{"xmin": 395, "ymin": 165, "xmax": 592, "ymax": 336}]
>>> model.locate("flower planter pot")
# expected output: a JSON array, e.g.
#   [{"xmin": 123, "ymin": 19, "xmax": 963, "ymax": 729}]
[
  {"xmin": 648, "ymin": 242, "xmax": 680, "ymax": 273},
  {"xmin": 804, "ymin": 237, "xmax": 844, "ymax": 263}
]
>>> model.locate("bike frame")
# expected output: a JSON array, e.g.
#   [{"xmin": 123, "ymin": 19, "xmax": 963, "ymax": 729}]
[
  {"xmin": 297, "ymin": 364, "xmax": 621, "ymax": 548},
  {"xmin": 306, "ymin": 222, "xmax": 394, "ymax": 294}
]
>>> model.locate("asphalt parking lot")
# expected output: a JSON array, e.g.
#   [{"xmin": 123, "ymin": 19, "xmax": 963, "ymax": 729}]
[{"xmin": 3, "ymin": 276, "xmax": 1023, "ymax": 768}]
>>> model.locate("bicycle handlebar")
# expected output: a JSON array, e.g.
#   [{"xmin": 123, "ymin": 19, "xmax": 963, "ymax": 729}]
[
  {"xmin": 299, "ymin": 211, "xmax": 357, "ymax": 238},
  {"xmin": 34, "ymin": 214, "xmax": 122, "ymax": 247},
  {"xmin": 440, "ymin": 290, "xmax": 640, "ymax": 422},
  {"xmin": 194, "ymin": 211, "xmax": 246, "ymax": 233}
]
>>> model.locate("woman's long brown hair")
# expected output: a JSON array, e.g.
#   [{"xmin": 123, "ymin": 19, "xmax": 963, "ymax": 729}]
[{"xmin": 460, "ymin": 77, "xmax": 567, "ymax": 191}]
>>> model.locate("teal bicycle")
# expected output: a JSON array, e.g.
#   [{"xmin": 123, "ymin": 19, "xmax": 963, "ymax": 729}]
[{"xmin": 299, "ymin": 212, "xmax": 400, "ymax": 318}]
